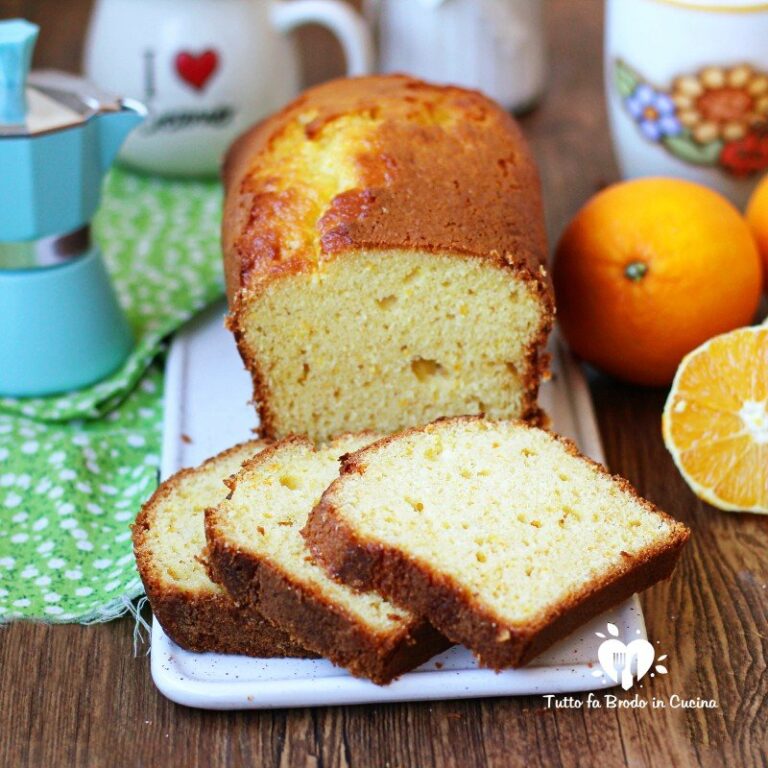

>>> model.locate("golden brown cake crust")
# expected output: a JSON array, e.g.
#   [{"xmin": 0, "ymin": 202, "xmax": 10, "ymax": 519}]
[
  {"xmin": 221, "ymin": 75, "xmax": 554, "ymax": 438},
  {"xmin": 222, "ymin": 74, "xmax": 551, "ymax": 298},
  {"xmin": 303, "ymin": 417, "xmax": 691, "ymax": 670},
  {"xmin": 204, "ymin": 437, "xmax": 451, "ymax": 685},
  {"xmin": 132, "ymin": 440, "xmax": 312, "ymax": 658},
  {"xmin": 206, "ymin": 525, "xmax": 449, "ymax": 684},
  {"xmin": 138, "ymin": 586, "xmax": 315, "ymax": 658}
]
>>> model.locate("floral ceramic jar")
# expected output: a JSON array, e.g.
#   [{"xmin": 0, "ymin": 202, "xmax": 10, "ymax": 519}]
[{"xmin": 605, "ymin": 0, "xmax": 768, "ymax": 206}]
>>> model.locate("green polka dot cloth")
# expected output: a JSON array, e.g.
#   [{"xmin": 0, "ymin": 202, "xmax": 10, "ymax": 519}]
[{"xmin": 0, "ymin": 169, "xmax": 223, "ymax": 623}]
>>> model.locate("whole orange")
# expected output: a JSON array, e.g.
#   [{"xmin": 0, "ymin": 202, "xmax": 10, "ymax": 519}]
[
  {"xmin": 553, "ymin": 177, "xmax": 762, "ymax": 386},
  {"xmin": 746, "ymin": 173, "xmax": 768, "ymax": 289}
]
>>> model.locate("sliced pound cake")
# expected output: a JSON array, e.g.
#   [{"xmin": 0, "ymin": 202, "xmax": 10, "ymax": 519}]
[
  {"xmin": 223, "ymin": 74, "xmax": 554, "ymax": 442},
  {"xmin": 205, "ymin": 434, "xmax": 450, "ymax": 684},
  {"xmin": 133, "ymin": 440, "xmax": 312, "ymax": 657},
  {"xmin": 305, "ymin": 417, "xmax": 690, "ymax": 669}
]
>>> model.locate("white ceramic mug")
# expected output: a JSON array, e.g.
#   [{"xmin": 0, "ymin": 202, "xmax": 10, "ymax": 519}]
[
  {"xmin": 84, "ymin": 0, "xmax": 373, "ymax": 177},
  {"xmin": 366, "ymin": 0, "xmax": 546, "ymax": 113},
  {"xmin": 605, "ymin": 0, "xmax": 768, "ymax": 207}
]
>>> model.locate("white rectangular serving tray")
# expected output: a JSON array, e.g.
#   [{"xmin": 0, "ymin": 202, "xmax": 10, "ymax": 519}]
[{"xmin": 152, "ymin": 300, "xmax": 644, "ymax": 710}]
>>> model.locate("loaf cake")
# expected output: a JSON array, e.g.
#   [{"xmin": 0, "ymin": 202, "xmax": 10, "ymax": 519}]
[
  {"xmin": 222, "ymin": 74, "xmax": 554, "ymax": 442},
  {"xmin": 205, "ymin": 433, "xmax": 450, "ymax": 684},
  {"xmin": 305, "ymin": 417, "xmax": 690, "ymax": 669},
  {"xmin": 133, "ymin": 440, "xmax": 312, "ymax": 657}
]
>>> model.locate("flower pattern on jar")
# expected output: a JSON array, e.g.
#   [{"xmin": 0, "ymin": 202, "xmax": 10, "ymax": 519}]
[{"xmin": 615, "ymin": 58, "xmax": 768, "ymax": 177}]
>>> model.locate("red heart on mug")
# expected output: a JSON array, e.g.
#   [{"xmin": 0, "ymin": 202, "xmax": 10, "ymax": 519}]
[{"xmin": 175, "ymin": 49, "xmax": 219, "ymax": 91}]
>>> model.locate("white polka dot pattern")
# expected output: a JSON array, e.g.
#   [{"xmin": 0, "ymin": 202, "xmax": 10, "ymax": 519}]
[{"xmin": 0, "ymin": 169, "xmax": 223, "ymax": 622}]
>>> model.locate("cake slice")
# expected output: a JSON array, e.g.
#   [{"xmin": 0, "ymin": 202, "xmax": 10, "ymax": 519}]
[
  {"xmin": 205, "ymin": 434, "xmax": 450, "ymax": 684},
  {"xmin": 305, "ymin": 417, "xmax": 691, "ymax": 669},
  {"xmin": 133, "ymin": 440, "xmax": 312, "ymax": 658}
]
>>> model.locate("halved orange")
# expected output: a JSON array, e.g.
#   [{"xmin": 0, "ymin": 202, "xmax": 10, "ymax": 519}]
[{"xmin": 663, "ymin": 326, "xmax": 768, "ymax": 513}]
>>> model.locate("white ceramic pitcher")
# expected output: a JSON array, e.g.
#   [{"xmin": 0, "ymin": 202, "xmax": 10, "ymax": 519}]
[
  {"xmin": 84, "ymin": 0, "xmax": 373, "ymax": 177},
  {"xmin": 365, "ymin": 0, "xmax": 546, "ymax": 113}
]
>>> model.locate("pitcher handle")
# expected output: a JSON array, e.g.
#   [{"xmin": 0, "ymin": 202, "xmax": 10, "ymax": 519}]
[{"xmin": 270, "ymin": 0, "xmax": 374, "ymax": 77}]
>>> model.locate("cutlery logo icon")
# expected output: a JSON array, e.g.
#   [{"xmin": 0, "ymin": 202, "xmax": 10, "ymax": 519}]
[{"xmin": 593, "ymin": 623, "xmax": 668, "ymax": 690}]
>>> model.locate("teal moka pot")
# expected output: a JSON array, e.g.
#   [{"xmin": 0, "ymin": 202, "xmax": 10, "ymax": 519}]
[{"xmin": 0, "ymin": 19, "xmax": 145, "ymax": 397}]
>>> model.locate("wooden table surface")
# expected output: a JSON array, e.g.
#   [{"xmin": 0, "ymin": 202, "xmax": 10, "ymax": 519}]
[{"xmin": 1, "ymin": 1, "xmax": 766, "ymax": 766}]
